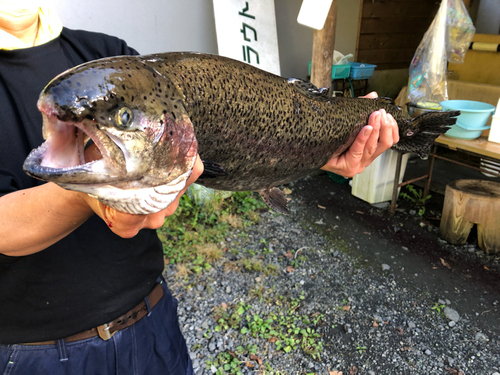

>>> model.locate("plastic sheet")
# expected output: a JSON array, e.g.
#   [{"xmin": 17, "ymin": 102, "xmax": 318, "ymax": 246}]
[
  {"xmin": 408, "ymin": 0, "xmax": 475, "ymax": 108},
  {"xmin": 187, "ymin": 184, "xmax": 232, "ymax": 207}
]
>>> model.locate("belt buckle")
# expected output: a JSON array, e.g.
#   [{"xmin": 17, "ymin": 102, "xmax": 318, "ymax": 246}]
[{"xmin": 97, "ymin": 323, "xmax": 117, "ymax": 340}]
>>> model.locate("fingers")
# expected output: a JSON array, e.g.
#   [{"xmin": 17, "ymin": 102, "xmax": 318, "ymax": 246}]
[
  {"xmin": 360, "ymin": 91, "xmax": 399, "ymax": 149},
  {"xmin": 392, "ymin": 115, "xmax": 400, "ymax": 144},
  {"xmin": 359, "ymin": 91, "xmax": 378, "ymax": 99},
  {"xmin": 188, "ymin": 155, "xmax": 205, "ymax": 186},
  {"xmin": 347, "ymin": 125, "xmax": 374, "ymax": 162},
  {"xmin": 320, "ymin": 125, "xmax": 373, "ymax": 177},
  {"xmin": 377, "ymin": 112, "xmax": 393, "ymax": 151},
  {"xmin": 378, "ymin": 109, "xmax": 399, "ymax": 149},
  {"xmin": 343, "ymin": 117, "xmax": 380, "ymax": 176},
  {"xmin": 364, "ymin": 111, "xmax": 382, "ymax": 157},
  {"xmin": 320, "ymin": 108, "xmax": 399, "ymax": 178}
]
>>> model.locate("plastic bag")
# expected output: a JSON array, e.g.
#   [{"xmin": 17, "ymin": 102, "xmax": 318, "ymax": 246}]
[
  {"xmin": 446, "ymin": 0, "xmax": 476, "ymax": 63},
  {"xmin": 333, "ymin": 50, "xmax": 353, "ymax": 65},
  {"xmin": 408, "ymin": 0, "xmax": 475, "ymax": 108},
  {"xmin": 187, "ymin": 183, "xmax": 232, "ymax": 207}
]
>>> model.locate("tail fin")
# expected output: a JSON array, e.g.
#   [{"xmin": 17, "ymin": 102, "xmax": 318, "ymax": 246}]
[{"xmin": 392, "ymin": 111, "xmax": 460, "ymax": 158}]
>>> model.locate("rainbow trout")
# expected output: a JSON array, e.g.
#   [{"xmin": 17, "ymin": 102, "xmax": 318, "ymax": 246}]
[{"xmin": 24, "ymin": 52, "xmax": 459, "ymax": 214}]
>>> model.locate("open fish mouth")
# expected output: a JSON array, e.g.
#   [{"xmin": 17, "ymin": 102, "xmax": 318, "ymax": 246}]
[
  {"xmin": 23, "ymin": 113, "xmax": 128, "ymax": 184},
  {"xmin": 23, "ymin": 112, "xmax": 193, "ymax": 215},
  {"xmin": 23, "ymin": 91, "xmax": 197, "ymax": 214}
]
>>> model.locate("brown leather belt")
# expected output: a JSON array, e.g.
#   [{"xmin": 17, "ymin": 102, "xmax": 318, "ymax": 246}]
[{"xmin": 22, "ymin": 282, "xmax": 164, "ymax": 345}]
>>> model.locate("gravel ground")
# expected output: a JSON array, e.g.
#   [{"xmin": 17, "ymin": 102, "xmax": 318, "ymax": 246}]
[{"xmin": 166, "ymin": 173, "xmax": 500, "ymax": 375}]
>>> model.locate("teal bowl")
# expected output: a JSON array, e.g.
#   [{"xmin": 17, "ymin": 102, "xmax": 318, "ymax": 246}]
[{"xmin": 440, "ymin": 100, "xmax": 496, "ymax": 140}]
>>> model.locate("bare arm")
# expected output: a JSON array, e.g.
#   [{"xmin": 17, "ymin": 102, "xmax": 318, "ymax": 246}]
[
  {"xmin": 0, "ymin": 155, "xmax": 204, "ymax": 256},
  {"xmin": 0, "ymin": 183, "xmax": 94, "ymax": 256}
]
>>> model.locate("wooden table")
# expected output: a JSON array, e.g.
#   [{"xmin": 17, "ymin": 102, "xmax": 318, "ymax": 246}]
[{"xmin": 390, "ymin": 135, "xmax": 500, "ymax": 214}]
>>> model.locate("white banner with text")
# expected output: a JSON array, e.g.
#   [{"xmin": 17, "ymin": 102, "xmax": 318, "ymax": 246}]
[{"xmin": 213, "ymin": 0, "xmax": 281, "ymax": 75}]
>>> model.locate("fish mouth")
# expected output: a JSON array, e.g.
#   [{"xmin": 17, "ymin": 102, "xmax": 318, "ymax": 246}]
[{"xmin": 23, "ymin": 112, "xmax": 128, "ymax": 184}]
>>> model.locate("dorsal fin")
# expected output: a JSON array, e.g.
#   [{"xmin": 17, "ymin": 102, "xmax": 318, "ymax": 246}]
[
  {"xmin": 376, "ymin": 97, "xmax": 395, "ymax": 105},
  {"xmin": 287, "ymin": 78, "xmax": 330, "ymax": 101},
  {"xmin": 375, "ymin": 96, "xmax": 403, "ymax": 111}
]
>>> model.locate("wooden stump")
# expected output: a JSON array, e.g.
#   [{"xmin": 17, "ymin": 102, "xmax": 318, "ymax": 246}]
[{"xmin": 440, "ymin": 179, "xmax": 500, "ymax": 254}]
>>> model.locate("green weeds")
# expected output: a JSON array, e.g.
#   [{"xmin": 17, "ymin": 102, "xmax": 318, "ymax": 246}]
[
  {"xmin": 431, "ymin": 302, "xmax": 446, "ymax": 317},
  {"xmin": 214, "ymin": 302, "xmax": 250, "ymax": 332},
  {"xmin": 210, "ymin": 291, "xmax": 324, "ymax": 360},
  {"xmin": 158, "ymin": 191, "xmax": 266, "ymax": 266},
  {"xmin": 205, "ymin": 352, "xmax": 243, "ymax": 374},
  {"xmin": 356, "ymin": 344, "xmax": 367, "ymax": 354},
  {"xmin": 399, "ymin": 184, "xmax": 431, "ymax": 216}
]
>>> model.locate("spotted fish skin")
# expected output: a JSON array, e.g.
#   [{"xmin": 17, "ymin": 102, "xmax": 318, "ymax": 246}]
[
  {"xmin": 152, "ymin": 53, "xmax": 458, "ymax": 191},
  {"xmin": 161, "ymin": 53, "xmax": 363, "ymax": 192},
  {"xmin": 23, "ymin": 52, "xmax": 459, "ymax": 214}
]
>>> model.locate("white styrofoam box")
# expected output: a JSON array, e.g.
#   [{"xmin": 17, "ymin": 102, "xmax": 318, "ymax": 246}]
[
  {"xmin": 488, "ymin": 98, "xmax": 500, "ymax": 144},
  {"xmin": 488, "ymin": 115, "xmax": 500, "ymax": 144},
  {"xmin": 351, "ymin": 149, "xmax": 410, "ymax": 204}
]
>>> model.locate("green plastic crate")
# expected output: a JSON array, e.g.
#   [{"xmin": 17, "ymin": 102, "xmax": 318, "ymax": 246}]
[{"xmin": 308, "ymin": 61, "xmax": 351, "ymax": 80}]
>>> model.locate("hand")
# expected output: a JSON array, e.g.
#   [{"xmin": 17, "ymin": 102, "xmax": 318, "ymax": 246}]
[
  {"xmin": 321, "ymin": 92, "xmax": 399, "ymax": 178},
  {"xmin": 84, "ymin": 155, "xmax": 204, "ymax": 238}
]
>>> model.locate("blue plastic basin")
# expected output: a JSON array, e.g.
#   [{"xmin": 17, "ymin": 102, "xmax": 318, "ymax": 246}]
[{"xmin": 440, "ymin": 100, "xmax": 496, "ymax": 140}]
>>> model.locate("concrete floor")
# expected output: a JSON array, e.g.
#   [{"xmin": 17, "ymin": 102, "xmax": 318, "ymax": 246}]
[{"xmin": 292, "ymin": 172, "xmax": 500, "ymax": 335}]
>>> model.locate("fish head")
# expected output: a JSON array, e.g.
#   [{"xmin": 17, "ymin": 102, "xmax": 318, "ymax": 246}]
[{"xmin": 23, "ymin": 55, "xmax": 198, "ymax": 214}]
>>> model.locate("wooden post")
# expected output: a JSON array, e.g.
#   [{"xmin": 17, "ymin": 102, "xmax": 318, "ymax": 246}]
[
  {"xmin": 310, "ymin": 0, "xmax": 337, "ymax": 92},
  {"xmin": 440, "ymin": 179, "xmax": 500, "ymax": 254}
]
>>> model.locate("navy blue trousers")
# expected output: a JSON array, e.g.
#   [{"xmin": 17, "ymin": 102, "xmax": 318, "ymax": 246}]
[{"xmin": 0, "ymin": 280, "xmax": 193, "ymax": 375}]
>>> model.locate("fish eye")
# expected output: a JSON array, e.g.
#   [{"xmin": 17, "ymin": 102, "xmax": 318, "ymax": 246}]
[{"xmin": 115, "ymin": 107, "xmax": 133, "ymax": 129}]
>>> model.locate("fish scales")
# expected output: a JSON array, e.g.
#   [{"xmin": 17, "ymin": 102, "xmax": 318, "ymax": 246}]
[
  {"xmin": 154, "ymin": 53, "xmax": 380, "ymax": 190},
  {"xmin": 23, "ymin": 52, "xmax": 460, "ymax": 214}
]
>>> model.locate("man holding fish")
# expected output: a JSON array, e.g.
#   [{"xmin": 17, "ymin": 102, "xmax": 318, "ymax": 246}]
[{"xmin": 0, "ymin": 2, "xmax": 400, "ymax": 374}]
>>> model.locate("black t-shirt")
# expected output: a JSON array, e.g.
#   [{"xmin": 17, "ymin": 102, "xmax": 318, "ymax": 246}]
[{"xmin": 0, "ymin": 28, "xmax": 164, "ymax": 344}]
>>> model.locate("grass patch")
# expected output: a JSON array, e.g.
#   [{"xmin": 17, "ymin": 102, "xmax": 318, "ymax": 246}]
[
  {"xmin": 196, "ymin": 243, "xmax": 223, "ymax": 262},
  {"xmin": 239, "ymin": 257, "xmax": 264, "ymax": 272},
  {"xmin": 158, "ymin": 191, "xmax": 266, "ymax": 266},
  {"xmin": 248, "ymin": 284, "xmax": 267, "ymax": 300},
  {"xmin": 219, "ymin": 213, "xmax": 243, "ymax": 229}
]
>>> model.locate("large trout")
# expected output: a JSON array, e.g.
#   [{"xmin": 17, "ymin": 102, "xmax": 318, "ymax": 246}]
[{"xmin": 23, "ymin": 52, "xmax": 459, "ymax": 214}]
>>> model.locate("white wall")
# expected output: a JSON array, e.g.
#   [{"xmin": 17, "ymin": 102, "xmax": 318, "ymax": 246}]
[
  {"xmin": 475, "ymin": 0, "xmax": 500, "ymax": 34},
  {"xmin": 274, "ymin": 0, "xmax": 361, "ymax": 79},
  {"xmin": 53, "ymin": 0, "xmax": 219, "ymax": 54},
  {"xmin": 54, "ymin": 0, "xmax": 360, "ymax": 79}
]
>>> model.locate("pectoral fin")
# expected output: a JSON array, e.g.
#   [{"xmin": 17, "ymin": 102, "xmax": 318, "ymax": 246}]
[
  {"xmin": 259, "ymin": 187, "xmax": 289, "ymax": 215},
  {"xmin": 200, "ymin": 160, "xmax": 228, "ymax": 178}
]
